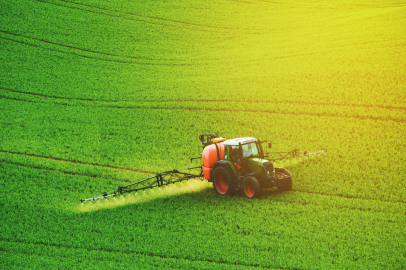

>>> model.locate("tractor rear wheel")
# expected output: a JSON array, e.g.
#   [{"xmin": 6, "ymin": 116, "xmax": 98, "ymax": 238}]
[
  {"xmin": 242, "ymin": 176, "xmax": 260, "ymax": 198},
  {"xmin": 212, "ymin": 166, "xmax": 234, "ymax": 195}
]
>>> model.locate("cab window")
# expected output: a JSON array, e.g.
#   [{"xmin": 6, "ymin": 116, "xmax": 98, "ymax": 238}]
[{"xmin": 242, "ymin": 143, "xmax": 258, "ymax": 158}]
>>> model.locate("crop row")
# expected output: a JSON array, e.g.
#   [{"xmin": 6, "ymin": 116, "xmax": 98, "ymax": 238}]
[
  {"xmin": 1, "ymin": 161, "xmax": 405, "ymax": 269},
  {"xmin": 0, "ymin": 240, "xmax": 260, "ymax": 270},
  {"xmin": 1, "ymin": 0, "xmax": 405, "ymax": 109},
  {"xmin": 0, "ymin": 0, "xmax": 211, "ymax": 61},
  {"xmin": 2, "ymin": 96, "xmax": 405, "ymax": 202},
  {"xmin": 2, "ymin": 36, "xmax": 404, "ymax": 109},
  {"xmin": 2, "ymin": 88, "xmax": 405, "ymax": 122},
  {"xmin": 1, "ymin": 1, "xmax": 405, "ymax": 268},
  {"xmin": 1, "ymin": 148, "xmax": 404, "ymax": 213},
  {"xmin": 0, "ymin": 150, "xmax": 150, "ymax": 185}
]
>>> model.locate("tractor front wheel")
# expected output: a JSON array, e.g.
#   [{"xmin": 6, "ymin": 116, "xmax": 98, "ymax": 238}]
[
  {"xmin": 213, "ymin": 166, "xmax": 234, "ymax": 196},
  {"xmin": 242, "ymin": 176, "xmax": 260, "ymax": 198}
]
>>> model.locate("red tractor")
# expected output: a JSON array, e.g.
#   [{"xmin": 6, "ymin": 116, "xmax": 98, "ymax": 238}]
[
  {"xmin": 81, "ymin": 133, "xmax": 325, "ymax": 202},
  {"xmin": 200, "ymin": 134, "xmax": 292, "ymax": 198}
]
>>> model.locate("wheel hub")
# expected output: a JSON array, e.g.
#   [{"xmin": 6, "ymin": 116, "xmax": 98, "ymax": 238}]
[{"xmin": 215, "ymin": 172, "xmax": 228, "ymax": 194}]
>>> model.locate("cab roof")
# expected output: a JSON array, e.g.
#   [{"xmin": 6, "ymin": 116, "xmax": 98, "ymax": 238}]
[{"xmin": 221, "ymin": 137, "xmax": 257, "ymax": 146}]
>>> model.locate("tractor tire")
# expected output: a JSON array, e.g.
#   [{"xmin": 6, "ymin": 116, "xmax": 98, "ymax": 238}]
[
  {"xmin": 277, "ymin": 168, "xmax": 292, "ymax": 191},
  {"xmin": 212, "ymin": 166, "xmax": 234, "ymax": 196},
  {"xmin": 242, "ymin": 176, "xmax": 261, "ymax": 198}
]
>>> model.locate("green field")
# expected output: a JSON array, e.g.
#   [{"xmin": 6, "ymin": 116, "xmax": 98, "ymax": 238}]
[{"xmin": 1, "ymin": 0, "xmax": 405, "ymax": 269}]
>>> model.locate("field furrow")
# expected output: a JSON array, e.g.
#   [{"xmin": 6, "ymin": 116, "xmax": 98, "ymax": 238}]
[
  {"xmin": 0, "ymin": 149, "xmax": 402, "ymax": 205},
  {"xmin": 1, "ymin": 0, "xmax": 405, "ymax": 268},
  {"xmin": 1, "ymin": 239, "xmax": 272, "ymax": 270},
  {"xmin": 3, "ymin": 87, "xmax": 406, "ymax": 112},
  {"xmin": 0, "ymin": 240, "xmax": 331, "ymax": 270},
  {"xmin": 2, "ymin": 162, "xmax": 405, "ymax": 269},
  {"xmin": 36, "ymin": 0, "xmax": 236, "ymax": 31},
  {"xmin": 2, "ymin": 93, "xmax": 405, "ymax": 123},
  {"xmin": 0, "ymin": 33, "xmax": 192, "ymax": 65}
]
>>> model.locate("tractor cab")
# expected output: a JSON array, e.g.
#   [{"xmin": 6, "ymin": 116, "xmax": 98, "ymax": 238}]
[
  {"xmin": 223, "ymin": 138, "xmax": 260, "ymax": 157},
  {"xmin": 216, "ymin": 137, "xmax": 273, "ymax": 176},
  {"xmin": 222, "ymin": 138, "xmax": 261, "ymax": 171}
]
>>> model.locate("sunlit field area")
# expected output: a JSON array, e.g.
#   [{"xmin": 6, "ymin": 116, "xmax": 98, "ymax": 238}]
[{"xmin": 1, "ymin": 0, "xmax": 405, "ymax": 269}]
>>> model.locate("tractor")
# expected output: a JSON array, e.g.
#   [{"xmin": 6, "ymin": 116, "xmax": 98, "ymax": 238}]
[
  {"xmin": 200, "ymin": 133, "xmax": 292, "ymax": 198},
  {"xmin": 81, "ymin": 133, "xmax": 325, "ymax": 202}
]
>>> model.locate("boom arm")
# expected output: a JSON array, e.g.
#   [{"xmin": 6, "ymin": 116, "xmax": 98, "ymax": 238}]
[
  {"xmin": 80, "ymin": 166, "xmax": 202, "ymax": 203},
  {"xmin": 265, "ymin": 149, "xmax": 327, "ymax": 161}
]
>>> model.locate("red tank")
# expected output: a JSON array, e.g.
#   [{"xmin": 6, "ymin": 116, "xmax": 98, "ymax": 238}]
[{"xmin": 202, "ymin": 144, "xmax": 224, "ymax": 180}]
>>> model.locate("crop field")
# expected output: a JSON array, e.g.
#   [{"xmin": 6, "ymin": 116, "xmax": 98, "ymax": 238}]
[{"xmin": 1, "ymin": 0, "xmax": 406, "ymax": 269}]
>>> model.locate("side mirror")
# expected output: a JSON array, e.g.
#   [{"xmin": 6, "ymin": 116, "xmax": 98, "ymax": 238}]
[{"xmin": 268, "ymin": 142, "xmax": 272, "ymax": 148}]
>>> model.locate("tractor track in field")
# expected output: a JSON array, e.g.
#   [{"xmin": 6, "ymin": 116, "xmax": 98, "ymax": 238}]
[
  {"xmin": 0, "ymin": 238, "xmax": 288, "ymax": 270},
  {"xmin": 0, "ymin": 31, "xmax": 192, "ymax": 66},
  {"xmin": 261, "ymin": 187, "xmax": 406, "ymax": 207},
  {"xmin": 0, "ymin": 159, "xmax": 132, "ymax": 184},
  {"xmin": 34, "ymin": 0, "xmax": 180, "ymax": 30},
  {"xmin": 3, "ymin": 94, "xmax": 404, "ymax": 124},
  {"xmin": 1, "ymin": 87, "xmax": 103, "ymax": 102},
  {"xmin": 168, "ymin": 98, "xmax": 406, "ymax": 112},
  {"xmin": 34, "ymin": 0, "xmax": 241, "ymax": 33},
  {"xmin": 2, "ymin": 150, "xmax": 405, "ymax": 207},
  {"xmin": 0, "ymin": 150, "xmax": 154, "ymax": 176},
  {"xmin": 2, "ymin": 88, "xmax": 405, "ymax": 123},
  {"xmin": 0, "ymin": 30, "xmax": 121, "ymax": 59},
  {"xmin": 3, "ymin": 86, "xmax": 406, "ymax": 111},
  {"xmin": 289, "ymin": 189, "xmax": 405, "ymax": 206},
  {"xmin": 0, "ymin": 31, "xmax": 129, "ymax": 64}
]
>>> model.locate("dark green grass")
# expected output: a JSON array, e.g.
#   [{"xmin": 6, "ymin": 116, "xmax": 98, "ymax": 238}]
[
  {"xmin": 1, "ymin": 0, "xmax": 406, "ymax": 268},
  {"xmin": 1, "ymin": 162, "xmax": 405, "ymax": 269},
  {"xmin": 1, "ymin": 241, "xmax": 274, "ymax": 270},
  {"xmin": 1, "ymin": 97, "xmax": 405, "ymax": 203},
  {"xmin": 1, "ymin": 0, "xmax": 404, "ymax": 105}
]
